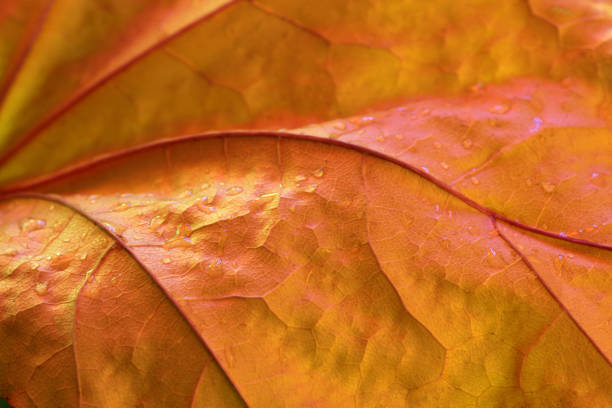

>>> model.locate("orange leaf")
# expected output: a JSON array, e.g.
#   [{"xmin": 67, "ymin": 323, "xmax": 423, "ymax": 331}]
[{"xmin": 1, "ymin": 1, "xmax": 611, "ymax": 407}]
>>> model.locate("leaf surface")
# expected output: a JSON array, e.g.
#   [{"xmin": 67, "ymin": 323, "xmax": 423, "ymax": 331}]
[
  {"xmin": 1, "ymin": 134, "xmax": 611, "ymax": 406},
  {"xmin": 0, "ymin": 1, "xmax": 611, "ymax": 407},
  {"xmin": 0, "ymin": 0, "xmax": 598, "ymax": 187}
]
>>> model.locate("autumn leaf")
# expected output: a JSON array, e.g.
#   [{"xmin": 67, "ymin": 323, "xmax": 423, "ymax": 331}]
[{"xmin": 1, "ymin": 1, "xmax": 611, "ymax": 407}]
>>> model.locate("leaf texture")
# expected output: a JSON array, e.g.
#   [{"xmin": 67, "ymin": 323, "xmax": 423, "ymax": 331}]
[
  {"xmin": 0, "ymin": 0, "xmax": 611, "ymax": 407},
  {"xmin": 1, "ymin": 135, "xmax": 611, "ymax": 406}
]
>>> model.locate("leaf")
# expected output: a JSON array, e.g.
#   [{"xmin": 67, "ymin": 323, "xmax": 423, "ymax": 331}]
[
  {"xmin": 0, "ymin": 0, "xmax": 607, "ymax": 187},
  {"xmin": 1, "ymin": 1, "xmax": 611, "ymax": 407}
]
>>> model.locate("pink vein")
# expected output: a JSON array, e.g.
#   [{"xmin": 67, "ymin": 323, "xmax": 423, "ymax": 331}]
[
  {"xmin": 492, "ymin": 217, "xmax": 611, "ymax": 366},
  {"xmin": 0, "ymin": 130, "xmax": 609, "ymax": 252},
  {"xmin": 0, "ymin": 0, "xmax": 242, "ymax": 169},
  {"xmin": 0, "ymin": 0, "xmax": 55, "ymax": 111},
  {"xmin": 0, "ymin": 191, "xmax": 249, "ymax": 406}
]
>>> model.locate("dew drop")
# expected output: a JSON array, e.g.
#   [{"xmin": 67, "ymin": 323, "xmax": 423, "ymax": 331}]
[
  {"xmin": 102, "ymin": 222, "xmax": 116, "ymax": 234},
  {"xmin": 226, "ymin": 186, "xmax": 243, "ymax": 196},
  {"xmin": 362, "ymin": 116, "xmax": 374, "ymax": 122},
  {"xmin": 490, "ymin": 248, "xmax": 496, "ymax": 256},
  {"xmin": 50, "ymin": 252, "xmax": 73, "ymax": 271},
  {"xmin": 394, "ymin": 134, "xmax": 404, "ymax": 140},
  {"xmin": 162, "ymin": 257, "xmax": 172, "ymax": 264},
  {"xmin": 333, "ymin": 121, "xmax": 346, "ymax": 131},
  {"xmin": 79, "ymin": 252, "xmax": 88, "ymax": 260},
  {"xmin": 489, "ymin": 104, "xmax": 510, "ymax": 114},
  {"xmin": 440, "ymin": 161, "xmax": 449, "ymax": 170},
  {"xmin": 376, "ymin": 134, "xmax": 386, "ymax": 142},
  {"xmin": 34, "ymin": 282, "xmax": 48, "ymax": 296},
  {"xmin": 20, "ymin": 218, "xmax": 46, "ymax": 233},
  {"xmin": 471, "ymin": 176, "xmax": 480, "ymax": 185},
  {"xmin": 530, "ymin": 117, "xmax": 543, "ymax": 133},
  {"xmin": 312, "ymin": 168, "xmax": 324, "ymax": 178},
  {"xmin": 150, "ymin": 215, "xmax": 166, "ymax": 231},
  {"xmin": 295, "ymin": 174, "xmax": 307, "ymax": 182},
  {"xmin": 304, "ymin": 184, "xmax": 317, "ymax": 193},
  {"xmin": 114, "ymin": 202, "xmax": 131, "ymax": 212},
  {"xmin": 420, "ymin": 108, "xmax": 431, "ymax": 117},
  {"xmin": 421, "ymin": 167, "xmax": 430, "ymax": 174},
  {"xmin": 463, "ymin": 139, "xmax": 473, "ymax": 149},
  {"xmin": 541, "ymin": 181, "xmax": 555, "ymax": 193}
]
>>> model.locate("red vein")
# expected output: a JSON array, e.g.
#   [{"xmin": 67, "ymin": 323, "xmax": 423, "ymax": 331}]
[
  {"xmin": 492, "ymin": 217, "xmax": 611, "ymax": 366},
  {"xmin": 0, "ymin": 0, "xmax": 55, "ymax": 111},
  {"xmin": 0, "ymin": 192, "xmax": 249, "ymax": 407},
  {"xmin": 0, "ymin": 130, "xmax": 609, "ymax": 251},
  {"xmin": 0, "ymin": 0, "xmax": 242, "ymax": 169}
]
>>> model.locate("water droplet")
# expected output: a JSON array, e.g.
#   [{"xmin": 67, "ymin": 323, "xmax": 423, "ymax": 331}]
[
  {"xmin": 541, "ymin": 181, "xmax": 555, "ymax": 193},
  {"xmin": 421, "ymin": 167, "xmax": 430, "ymax": 174},
  {"xmin": 34, "ymin": 282, "xmax": 48, "ymax": 296},
  {"xmin": 333, "ymin": 121, "xmax": 346, "ymax": 131},
  {"xmin": 376, "ymin": 134, "xmax": 386, "ymax": 143},
  {"xmin": 420, "ymin": 108, "xmax": 430, "ymax": 117},
  {"xmin": 591, "ymin": 172, "xmax": 599, "ymax": 178},
  {"xmin": 490, "ymin": 248, "xmax": 496, "ymax": 256},
  {"xmin": 226, "ymin": 186, "xmax": 243, "ymax": 196},
  {"xmin": 102, "ymin": 222, "xmax": 116, "ymax": 234},
  {"xmin": 489, "ymin": 104, "xmax": 510, "ymax": 114},
  {"xmin": 79, "ymin": 252, "xmax": 88, "ymax": 260},
  {"xmin": 463, "ymin": 139, "xmax": 473, "ymax": 149},
  {"xmin": 559, "ymin": 232, "xmax": 567, "ymax": 238},
  {"xmin": 20, "ymin": 218, "xmax": 46, "ymax": 233},
  {"xmin": 114, "ymin": 202, "xmax": 131, "ymax": 212},
  {"xmin": 433, "ymin": 141, "xmax": 442, "ymax": 149},
  {"xmin": 312, "ymin": 168, "xmax": 324, "ymax": 178},
  {"xmin": 304, "ymin": 184, "xmax": 317, "ymax": 193},
  {"xmin": 50, "ymin": 252, "xmax": 73, "ymax": 271},
  {"xmin": 49, "ymin": 205, "xmax": 55, "ymax": 211},
  {"xmin": 471, "ymin": 176, "xmax": 480, "ymax": 185},
  {"xmin": 440, "ymin": 161, "xmax": 449, "ymax": 170},
  {"xmin": 150, "ymin": 215, "xmax": 166, "ymax": 231},
  {"xmin": 530, "ymin": 117, "xmax": 543, "ymax": 133},
  {"xmin": 553, "ymin": 255, "xmax": 565, "ymax": 272},
  {"xmin": 362, "ymin": 116, "xmax": 374, "ymax": 122},
  {"xmin": 394, "ymin": 134, "xmax": 404, "ymax": 140},
  {"xmin": 295, "ymin": 174, "xmax": 307, "ymax": 182},
  {"xmin": 87, "ymin": 269, "xmax": 95, "ymax": 283},
  {"xmin": 162, "ymin": 257, "xmax": 172, "ymax": 264}
]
